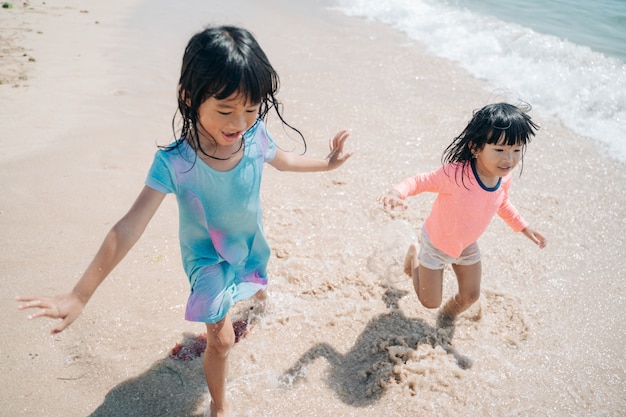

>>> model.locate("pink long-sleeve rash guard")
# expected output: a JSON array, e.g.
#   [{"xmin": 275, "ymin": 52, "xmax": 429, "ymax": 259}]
[{"xmin": 393, "ymin": 162, "xmax": 528, "ymax": 258}]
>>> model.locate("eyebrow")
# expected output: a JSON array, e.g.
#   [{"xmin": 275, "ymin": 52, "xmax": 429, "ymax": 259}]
[
  {"xmin": 215, "ymin": 101, "xmax": 259, "ymax": 109},
  {"xmin": 492, "ymin": 143, "xmax": 522, "ymax": 148}
]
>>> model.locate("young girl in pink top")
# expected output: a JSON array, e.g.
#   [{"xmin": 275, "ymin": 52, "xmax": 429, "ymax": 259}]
[{"xmin": 378, "ymin": 102, "xmax": 547, "ymax": 323}]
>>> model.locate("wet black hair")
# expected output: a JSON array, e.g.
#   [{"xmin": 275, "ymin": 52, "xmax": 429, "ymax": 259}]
[
  {"xmin": 169, "ymin": 25, "xmax": 304, "ymax": 160},
  {"xmin": 442, "ymin": 102, "xmax": 539, "ymax": 184}
]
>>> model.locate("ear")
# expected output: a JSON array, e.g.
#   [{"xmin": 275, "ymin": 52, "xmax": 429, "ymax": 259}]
[{"xmin": 468, "ymin": 141, "xmax": 479, "ymax": 156}]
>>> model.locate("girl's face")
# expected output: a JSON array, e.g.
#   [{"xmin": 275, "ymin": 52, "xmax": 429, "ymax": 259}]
[
  {"xmin": 474, "ymin": 141, "xmax": 523, "ymax": 182},
  {"xmin": 196, "ymin": 92, "xmax": 260, "ymax": 148}
]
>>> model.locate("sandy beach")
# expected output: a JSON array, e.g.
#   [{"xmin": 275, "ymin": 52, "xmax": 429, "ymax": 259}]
[{"xmin": 1, "ymin": 0, "xmax": 625, "ymax": 416}]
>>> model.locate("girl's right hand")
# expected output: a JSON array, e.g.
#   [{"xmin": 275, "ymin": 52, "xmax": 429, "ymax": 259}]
[
  {"xmin": 16, "ymin": 292, "xmax": 86, "ymax": 334},
  {"xmin": 377, "ymin": 190, "xmax": 407, "ymax": 210}
]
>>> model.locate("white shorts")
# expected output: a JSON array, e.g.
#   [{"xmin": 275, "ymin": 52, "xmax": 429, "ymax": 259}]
[{"xmin": 418, "ymin": 228, "xmax": 481, "ymax": 270}]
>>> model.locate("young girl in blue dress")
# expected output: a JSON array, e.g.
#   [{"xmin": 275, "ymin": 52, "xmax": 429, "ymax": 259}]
[{"xmin": 17, "ymin": 26, "xmax": 352, "ymax": 417}]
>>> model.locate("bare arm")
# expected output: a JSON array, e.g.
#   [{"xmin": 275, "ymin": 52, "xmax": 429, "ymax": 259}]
[
  {"xmin": 16, "ymin": 186, "xmax": 166, "ymax": 334},
  {"xmin": 268, "ymin": 130, "xmax": 352, "ymax": 172}
]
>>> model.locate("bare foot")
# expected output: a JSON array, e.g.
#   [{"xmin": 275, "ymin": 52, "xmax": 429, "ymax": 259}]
[
  {"xmin": 437, "ymin": 311, "xmax": 456, "ymax": 326},
  {"xmin": 435, "ymin": 314, "xmax": 456, "ymax": 348},
  {"xmin": 403, "ymin": 243, "xmax": 418, "ymax": 277},
  {"xmin": 252, "ymin": 289, "xmax": 269, "ymax": 316},
  {"xmin": 210, "ymin": 400, "xmax": 229, "ymax": 417}
]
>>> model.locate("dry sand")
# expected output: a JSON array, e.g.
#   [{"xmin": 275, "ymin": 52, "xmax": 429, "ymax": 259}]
[{"xmin": 1, "ymin": 0, "xmax": 625, "ymax": 416}]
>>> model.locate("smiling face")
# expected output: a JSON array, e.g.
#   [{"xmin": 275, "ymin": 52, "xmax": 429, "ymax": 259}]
[
  {"xmin": 473, "ymin": 136, "xmax": 523, "ymax": 184},
  {"xmin": 196, "ymin": 92, "xmax": 260, "ymax": 151}
]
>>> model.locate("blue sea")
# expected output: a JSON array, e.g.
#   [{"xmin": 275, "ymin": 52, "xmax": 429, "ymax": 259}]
[{"xmin": 333, "ymin": 0, "xmax": 626, "ymax": 164}]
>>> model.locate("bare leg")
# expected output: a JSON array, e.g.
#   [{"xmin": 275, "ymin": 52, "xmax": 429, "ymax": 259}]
[
  {"xmin": 404, "ymin": 243, "xmax": 444, "ymax": 309},
  {"xmin": 204, "ymin": 315, "xmax": 236, "ymax": 417},
  {"xmin": 440, "ymin": 261, "xmax": 482, "ymax": 319},
  {"xmin": 403, "ymin": 243, "xmax": 418, "ymax": 277},
  {"xmin": 253, "ymin": 288, "xmax": 269, "ymax": 314},
  {"xmin": 254, "ymin": 288, "xmax": 268, "ymax": 302}
]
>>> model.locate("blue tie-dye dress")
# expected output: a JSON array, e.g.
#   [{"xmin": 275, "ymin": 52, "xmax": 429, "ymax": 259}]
[{"xmin": 145, "ymin": 120, "xmax": 276, "ymax": 323}]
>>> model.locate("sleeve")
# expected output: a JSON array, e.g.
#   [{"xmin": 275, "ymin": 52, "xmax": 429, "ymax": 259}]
[
  {"xmin": 145, "ymin": 151, "xmax": 175, "ymax": 194},
  {"xmin": 393, "ymin": 165, "xmax": 448, "ymax": 199},
  {"xmin": 246, "ymin": 120, "xmax": 277, "ymax": 163},
  {"xmin": 260, "ymin": 122, "xmax": 277, "ymax": 162},
  {"xmin": 496, "ymin": 176, "xmax": 528, "ymax": 232}
]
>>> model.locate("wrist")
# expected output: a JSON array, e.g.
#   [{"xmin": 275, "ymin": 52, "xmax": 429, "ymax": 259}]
[{"xmin": 389, "ymin": 189, "xmax": 402, "ymax": 199}]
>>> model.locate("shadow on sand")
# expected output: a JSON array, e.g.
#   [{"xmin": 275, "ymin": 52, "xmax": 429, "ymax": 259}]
[
  {"xmin": 280, "ymin": 287, "xmax": 472, "ymax": 407},
  {"xmin": 88, "ymin": 289, "xmax": 471, "ymax": 414},
  {"xmin": 88, "ymin": 333, "xmax": 208, "ymax": 417}
]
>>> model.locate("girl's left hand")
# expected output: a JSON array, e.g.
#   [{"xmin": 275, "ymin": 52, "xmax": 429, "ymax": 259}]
[
  {"xmin": 522, "ymin": 227, "xmax": 547, "ymax": 249},
  {"xmin": 325, "ymin": 130, "xmax": 353, "ymax": 169}
]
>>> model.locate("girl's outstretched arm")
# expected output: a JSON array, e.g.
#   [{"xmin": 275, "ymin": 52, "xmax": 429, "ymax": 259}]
[
  {"xmin": 269, "ymin": 130, "xmax": 353, "ymax": 172},
  {"xmin": 16, "ymin": 186, "xmax": 166, "ymax": 334},
  {"xmin": 521, "ymin": 226, "xmax": 547, "ymax": 249}
]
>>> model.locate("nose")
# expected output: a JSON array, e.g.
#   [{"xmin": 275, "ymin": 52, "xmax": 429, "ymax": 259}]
[{"xmin": 229, "ymin": 113, "xmax": 247, "ymax": 131}]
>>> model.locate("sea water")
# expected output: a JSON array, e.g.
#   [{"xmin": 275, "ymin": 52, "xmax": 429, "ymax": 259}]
[{"xmin": 333, "ymin": 0, "xmax": 626, "ymax": 164}]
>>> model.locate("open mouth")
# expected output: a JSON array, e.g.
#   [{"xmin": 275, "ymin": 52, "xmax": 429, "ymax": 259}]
[{"xmin": 223, "ymin": 131, "xmax": 241, "ymax": 142}]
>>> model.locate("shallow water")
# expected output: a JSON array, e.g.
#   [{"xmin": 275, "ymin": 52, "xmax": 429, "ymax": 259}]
[
  {"xmin": 334, "ymin": 0, "xmax": 626, "ymax": 165},
  {"xmin": 452, "ymin": 0, "xmax": 626, "ymax": 61}
]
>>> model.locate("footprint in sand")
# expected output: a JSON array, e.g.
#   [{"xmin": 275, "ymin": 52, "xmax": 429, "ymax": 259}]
[{"xmin": 475, "ymin": 289, "xmax": 530, "ymax": 347}]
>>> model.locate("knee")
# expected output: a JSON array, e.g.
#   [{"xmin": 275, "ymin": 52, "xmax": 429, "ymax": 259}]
[
  {"xmin": 422, "ymin": 300, "xmax": 442, "ymax": 309},
  {"xmin": 206, "ymin": 334, "xmax": 235, "ymax": 357},
  {"xmin": 458, "ymin": 291, "xmax": 480, "ymax": 306},
  {"xmin": 206, "ymin": 327, "xmax": 236, "ymax": 357},
  {"xmin": 418, "ymin": 293, "xmax": 442, "ymax": 309}
]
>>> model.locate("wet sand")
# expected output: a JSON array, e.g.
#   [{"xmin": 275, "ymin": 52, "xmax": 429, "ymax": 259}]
[{"xmin": 1, "ymin": 0, "xmax": 625, "ymax": 416}]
